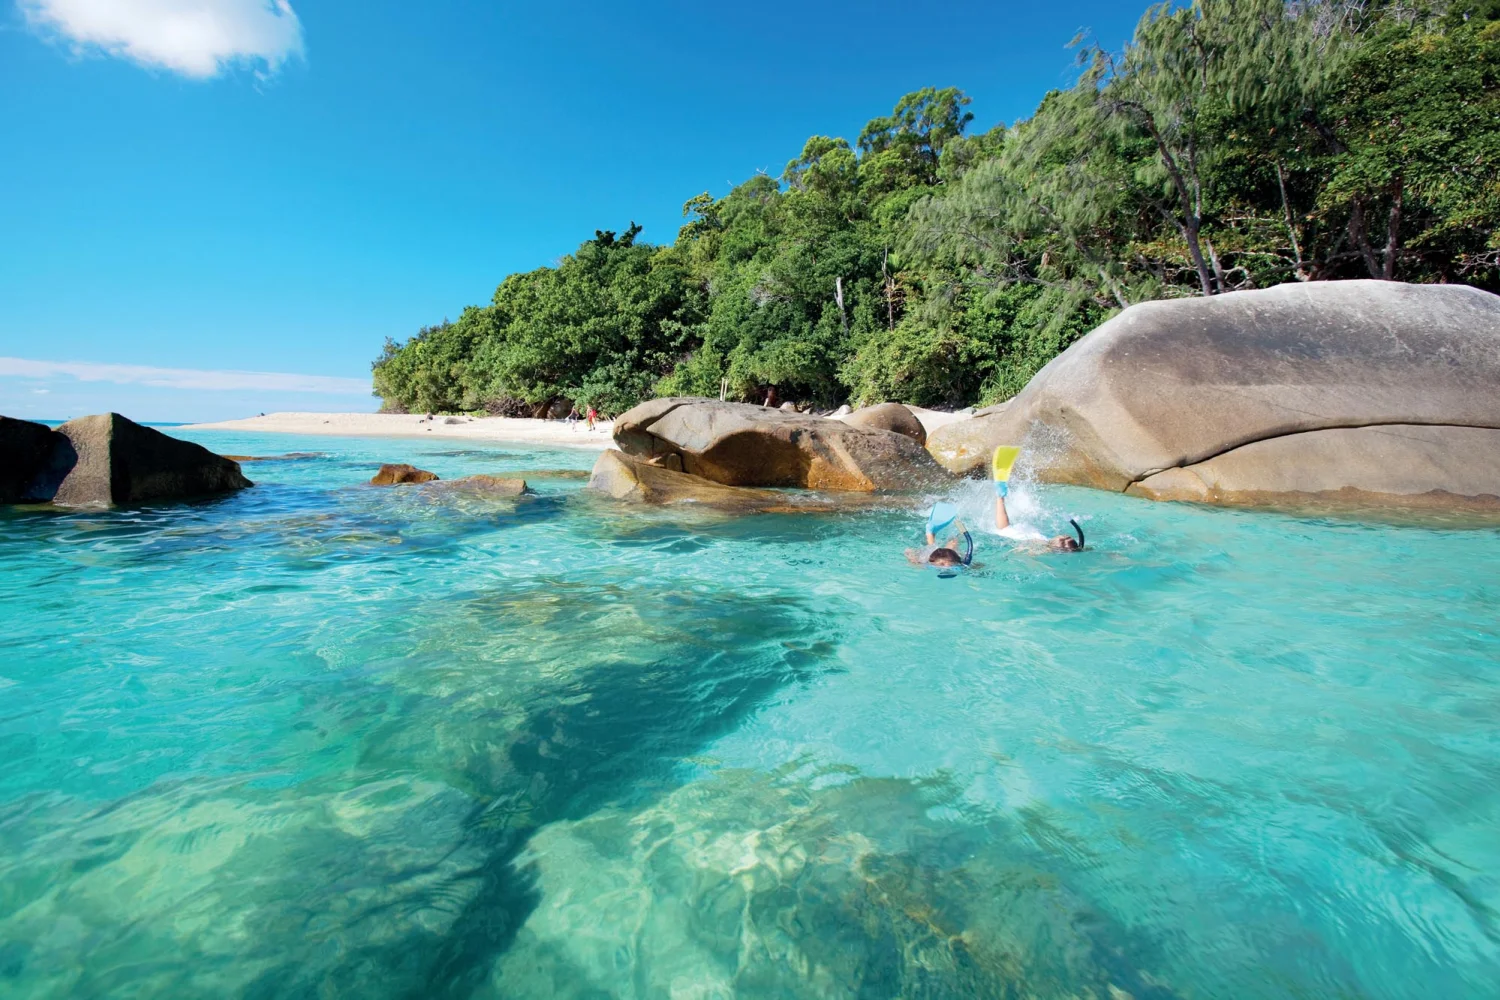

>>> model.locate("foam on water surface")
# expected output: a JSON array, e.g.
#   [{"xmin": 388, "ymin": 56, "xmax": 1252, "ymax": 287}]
[{"xmin": 1, "ymin": 430, "xmax": 1498, "ymax": 998}]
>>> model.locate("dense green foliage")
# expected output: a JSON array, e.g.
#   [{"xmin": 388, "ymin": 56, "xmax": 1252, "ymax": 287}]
[{"xmin": 375, "ymin": 0, "xmax": 1500, "ymax": 415}]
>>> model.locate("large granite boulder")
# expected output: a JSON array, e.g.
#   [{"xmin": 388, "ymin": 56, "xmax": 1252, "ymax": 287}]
[
  {"xmin": 841, "ymin": 402, "xmax": 926, "ymax": 446},
  {"xmin": 925, "ymin": 281, "xmax": 1500, "ymax": 508},
  {"xmin": 587, "ymin": 450, "xmax": 894, "ymax": 514},
  {"xmin": 613, "ymin": 398, "xmax": 951, "ymax": 492},
  {"xmin": 588, "ymin": 450, "xmax": 791, "ymax": 512},
  {"xmin": 47, "ymin": 413, "xmax": 252, "ymax": 506},
  {"xmin": 0, "ymin": 416, "xmax": 75, "ymax": 503}
]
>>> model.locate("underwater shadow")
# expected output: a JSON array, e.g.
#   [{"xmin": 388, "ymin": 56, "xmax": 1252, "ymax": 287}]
[{"xmin": 404, "ymin": 579, "xmax": 843, "ymax": 998}]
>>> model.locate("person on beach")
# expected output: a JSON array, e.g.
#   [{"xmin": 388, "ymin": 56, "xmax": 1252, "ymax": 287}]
[
  {"xmin": 566, "ymin": 405, "xmax": 580, "ymax": 430},
  {"xmin": 586, "ymin": 406, "xmax": 598, "ymax": 431}
]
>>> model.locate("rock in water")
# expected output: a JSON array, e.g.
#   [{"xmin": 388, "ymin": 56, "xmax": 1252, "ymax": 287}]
[
  {"xmin": 432, "ymin": 475, "xmax": 527, "ymax": 497},
  {"xmin": 370, "ymin": 463, "xmax": 439, "ymax": 485},
  {"xmin": 926, "ymin": 281, "xmax": 1500, "ymax": 509},
  {"xmin": 0, "ymin": 416, "xmax": 75, "ymax": 503},
  {"xmin": 48, "ymin": 414, "xmax": 252, "ymax": 506},
  {"xmin": 587, "ymin": 450, "xmax": 893, "ymax": 514},
  {"xmin": 842, "ymin": 402, "xmax": 927, "ymax": 446},
  {"xmin": 588, "ymin": 449, "xmax": 788, "ymax": 511},
  {"xmin": 612, "ymin": 398, "xmax": 951, "ymax": 492}
]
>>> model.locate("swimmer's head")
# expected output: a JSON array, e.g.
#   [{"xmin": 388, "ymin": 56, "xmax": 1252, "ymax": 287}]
[
  {"xmin": 928, "ymin": 548, "xmax": 964, "ymax": 567},
  {"xmin": 1050, "ymin": 518, "xmax": 1086, "ymax": 553}
]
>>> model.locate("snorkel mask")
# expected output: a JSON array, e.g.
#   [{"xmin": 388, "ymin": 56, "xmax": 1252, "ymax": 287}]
[
  {"xmin": 932, "ymin": 534, "xmax": 975, "ymax": 578},
  {"xmin": 925, "ymin": 503, "xmax": 975, "ymax": 578}
]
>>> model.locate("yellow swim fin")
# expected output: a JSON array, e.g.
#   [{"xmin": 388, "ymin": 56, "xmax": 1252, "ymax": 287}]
[{"xmin": 991, "ymin": 445, "xmax": 1021, "ymax": 483}]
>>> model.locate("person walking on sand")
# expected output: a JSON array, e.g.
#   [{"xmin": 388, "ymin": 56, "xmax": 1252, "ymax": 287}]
[
  {"xmin": 586, "ymin": 405, "xmax": 598, "ymax": 432},
  {"xmin": 566, "ymin": 405, "xmax": 580, "ymax": 431}
]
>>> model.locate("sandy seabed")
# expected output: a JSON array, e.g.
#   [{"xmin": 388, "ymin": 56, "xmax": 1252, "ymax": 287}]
[{"xmin": 183, "ymin": 412, "xmax": 618, "ymax": 450}]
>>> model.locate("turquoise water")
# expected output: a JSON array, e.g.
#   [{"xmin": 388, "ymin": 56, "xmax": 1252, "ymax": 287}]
[{"xmin": 2, "ymin": 431, "xmax": 1498, "ymax": 999}]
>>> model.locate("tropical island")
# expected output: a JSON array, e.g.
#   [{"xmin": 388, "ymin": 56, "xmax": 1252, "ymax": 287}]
[
  {"xmin": 371, "ymin": 0, "xmax": 1499, "ymax": 420},
  {"xmin": 5, "ymin": 3, "xmax": 1500, "ymax": 999}
]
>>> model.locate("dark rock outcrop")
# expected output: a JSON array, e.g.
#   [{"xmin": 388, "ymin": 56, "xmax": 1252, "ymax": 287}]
[
  {"xmin": 0, "ymin": 416, "xmax": 75, "ymax": 503},
  {"xmin": 370, "ymin": 464, "xmax": 439, "ymax": 485},
  {"xmin": 613, "ymin": 398, "xmax": 951, "ymax": 492},
  {"xmin": 48, "ymin": 413, "xmax": 252, "ymax": 506},
  {"xmin": 842, "ymin": 402, "xmax": 927, "ymax": 446},
  {"xmin": 925, "ymin": 281, "xmax": 1500, "ymax": 509}
]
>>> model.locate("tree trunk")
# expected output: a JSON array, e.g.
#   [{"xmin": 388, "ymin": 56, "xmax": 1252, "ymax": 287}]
[
  {"xmin": 882, "ymin": 248, "xmax": 895, "ymax": 330},
  {"xmin": 834, "ymin": 276, "xmax": 850, "ymax": 336},
  {"xmin": 1348, "ymin": 199, "xmax": 1381, "ymax": 278},
  {"xmin": 1206, "ymin": 238, "xmax": 1227, "ymax": 293},
  {"xmin": 1382, "ymin": 174, "xmax": 1404, "ymax": 281},
  {"xmin": 1276, "ymin": 160, "xmax": 1308, "ymax": 281},
  {"xmin": 1127, "ymin": 103, "xmax": 1216, "ymax": 295},
  {"xmin": 1183, "ymin": 220, "xmax": 1216, "ymax": 295}
]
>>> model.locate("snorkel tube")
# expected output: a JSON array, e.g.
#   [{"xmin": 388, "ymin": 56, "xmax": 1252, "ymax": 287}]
[{"xmin": 1069, "ymin": 518, "xmax": 1085, "ymax": 550}]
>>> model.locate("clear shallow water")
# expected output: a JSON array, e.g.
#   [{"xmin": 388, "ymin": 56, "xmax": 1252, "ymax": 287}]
[{"xmin": 2, "ymin": 431, "xmax": 1498, "ymax": 999}]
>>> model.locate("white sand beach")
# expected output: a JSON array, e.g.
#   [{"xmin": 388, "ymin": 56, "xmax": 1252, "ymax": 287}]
[
  {"xmin": 184, "ymin": 405, "xmax": 971, "ymax": 449},
  {"xmin": 183, "ymin": 412, "xmax": 618, "ymax": 450}
]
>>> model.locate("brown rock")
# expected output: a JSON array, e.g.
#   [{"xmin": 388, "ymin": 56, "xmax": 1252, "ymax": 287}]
[
  {"xmin": 433, "ymin": 475, "xmax": 528, "ymax": 497},
  {"xmin": 612, "ymin": 398, "xmax": 951, "ymax": 492},
  {"xmin": 50, "ymin": 413, "xmax": 252, "ymax": 506},
  {"xmin": 588, "ymin": 449, "xmax": 785, "ymax": 511},
  {"xmin": 925, "ymin": 281, "xmax": 1500, "ymax": 510},
  {"xmin": 587, "ymin": 450, "xmax": 895, "ymax": 514},
  {"xmin": 0, "ymin": 416, "xmax": 75, "ymax": 503},
  {"xmin": 842, "ymin": 402, "xmax": 926, "ymax": 446},
  {"xmin": 371, "ymin": 463, "xmax": 439, "ymax": 485}
]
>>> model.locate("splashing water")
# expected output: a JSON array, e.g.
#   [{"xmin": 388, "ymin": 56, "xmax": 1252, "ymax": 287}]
[{"xmin": 1, "ymin": 430, "xmax": 1498, "ymax": 998}]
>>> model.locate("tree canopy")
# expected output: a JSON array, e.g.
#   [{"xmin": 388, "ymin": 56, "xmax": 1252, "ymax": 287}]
[{"xmin": 375, "ymin": 0, "xmax": 1499, "ymax": 416}]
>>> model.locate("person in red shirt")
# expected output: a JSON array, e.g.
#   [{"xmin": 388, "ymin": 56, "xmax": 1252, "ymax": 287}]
[{"xmin": 586, "ymin": 406, "xmax": 598, "ymax": 431}]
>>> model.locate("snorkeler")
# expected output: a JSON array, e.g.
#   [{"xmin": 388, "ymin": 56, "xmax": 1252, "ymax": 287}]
[
  {"xmin": 906, "ymin": 501, "xmax": 974, "ymax": 576},
  {"xmin": 993, "ymin": 445, "xmax": 1086, "ymax": 553}
]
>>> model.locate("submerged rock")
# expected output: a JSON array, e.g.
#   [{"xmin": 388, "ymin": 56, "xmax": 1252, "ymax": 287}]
[
  {"xmin": 45, "ymin": 413, "xmax": 251, "ymax": 506},
  {"xmin": 0, "ymin": 415, "xmax": 75, "ymax": 503},
  {"xmin": 588, "ymin": 449, "xmax": 792, "ymax": 511},
  {"xmin": 926, "ymin": 281, "xmax": 1500, "ymax": 510},
  {"xmin": 841, "ymin": 401, "xmax": 926, "ymax": 446},
  {"xmin": 221, "ymin": 452, "xmax": 324, "ymax": 462},
  {"xmin": 509, "ymin": 468, "xmax": 591, "ymax": 481},
  {"xmin": 429, "ymin": 474, "xmax": 528, "ymax": 497},
  {"xmin": 370, "ymin": 463, "xmax": 439, "ymax": 485},
  {"xmin": 613, "ymin": 398, "xmax": 951, "ymax": 492},
  {"xmin": 479, "ymin": 771, "xmax": 1173, "ymax": 1000}
]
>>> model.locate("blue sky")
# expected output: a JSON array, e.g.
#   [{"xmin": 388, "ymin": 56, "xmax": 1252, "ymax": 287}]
[{"xmin": 0, "ymin": 0, "xmax": 1146, "ymax": 422}]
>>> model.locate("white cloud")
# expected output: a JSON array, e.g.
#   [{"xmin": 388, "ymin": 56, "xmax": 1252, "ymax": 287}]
[
  {"xmin": 0, "ymin": 357, "xmax": 368, "ymax": 394},
  {"xmin": 19, "ymin": 0, "xmax": 304, "ymax": 78}
]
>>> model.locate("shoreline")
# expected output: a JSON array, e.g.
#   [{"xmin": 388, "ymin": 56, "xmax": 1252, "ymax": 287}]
[
  {"xmin": 183, "ymin": 406, "xmax": 972, "ymax": 450},
  {"xmin": 182, "ymin": 412, "xmax": 618, "ymax": 451}
]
